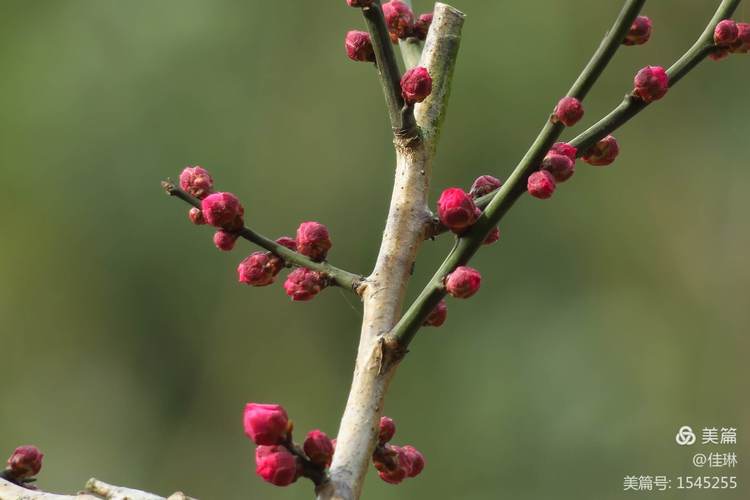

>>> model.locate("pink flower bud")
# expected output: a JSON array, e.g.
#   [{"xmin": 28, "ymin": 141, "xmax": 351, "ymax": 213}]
[
  {"xmin": 296, "ymin": 222, "xmax": 332, "ymax": 262},
  {"xmin": 437, "ymin": 188, "xmax": 478, "ymax": 233},
  {"xmin": 401, "ymin": 445, "xmax": 425, "ymax": 478},
  {"xmin": 382, "ymin": 1, "xmax": 415, "ymax": 40},
  {"xmin": 276, "ymin": 236, "xmax": 297, "ymax": 252},
  {"xmin": 633, "ymin": 66, "xmax": 669, "ymax": 103},
  {"xmin": 541, "ymin": 153, "xmax": 575, "ymax": 183},
  {"xmin": 527, "ymin": 170, "xmax": 556, "ymax": 199},
  {"xmin": 731, "ymin": 23, "xmax": 750, "ymax": 53},
  {"xmin": 238, "ymin": 252, "xmax": 278, "ymax": 286},
  {"xmin": 378, "ymin": 466, "xmax": 407, "ymax": 484},
  {"xmin": 423, "ymin": 299, "xmax": 448, "ymax": 327},
  {"xmin": 345, "ymin": 31, "xmax": 376, "ymax": 63},
  {"xmin": 583, "ymin": 135, "xmax": 620, "ymax": 166},
  {"xmin": 6, "ymin": 446, "xmax": 43, "ymax": 479},
  {"xmin": 413, "ymin": 13, "xmax": 433, "ymax": 40},
  {"xmin": 303, "ymin": 430, "xmax": 334, "ymax": 468},
  {"xmin": 483, "ymin": 226, "xmax": 500, "ymax": 246},
  {"xmin": 709, "ymin": 47, "xmax": 731, "ymax": 61},
  {"xmin": 550, "ymin": 142, "xmax": 577, "ymax": 161},
  {"xmin": 553, "ymin": 96, "xmax": 584, "ymax": 127},
  {"xmin": 283, "ymin": 268, "xmax": 326, "ymax": 301},
  {"xmin": 400, "ymin": 66, "xmax": 432, "ymax": 105},
  {"xmin": 346, "ymin": 0, "xmax": 374, "ymax": 7},
  {"xmin": 213, "ymin": 230, "xmax": 238, "ymax": 251},
  {"xmin": 469, "ymin": 175, "xmax": 502, "ymax": 198},
  {"xmin": 201, "ymin": 192, "xmax": 244, "ymax": 230},
  {"xmin": 179, "ymin": 166, "xmax": 214, "ymax": 199},
  {"xmin": 445, "ymin": 266, "xmax": 481, "ymax": 299},
  {"xmin": 623, "ymin": 15, "xmax": 652, "ymax": 46},
  {"xmin": 714, "ymin": 19, "xmax": 739, "ymax": 46},
  {"xmin": 243, "ymin": 403, "xmax": 290, "ymax": 446},
  {"xmin": 255, "ymin": 445, "xmax": 299, "ymax": 487},
  {"xmin": 379, "ymin": 416, "xmax": 396, "ymax": 444},
  {"xmin": 188, "ymin": 207, "xmax": 205, "ymax": 225}
]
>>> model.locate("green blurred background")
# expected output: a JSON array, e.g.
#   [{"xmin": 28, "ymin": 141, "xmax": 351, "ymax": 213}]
[{"xmin": 1, "ymin": 1, "xmax": 748, "ymax": 499}]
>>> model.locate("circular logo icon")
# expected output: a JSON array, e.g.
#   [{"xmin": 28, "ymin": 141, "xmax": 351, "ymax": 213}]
[{"xmin": 676, "ymin": 425, "xmax": 696, "ymax": 446}]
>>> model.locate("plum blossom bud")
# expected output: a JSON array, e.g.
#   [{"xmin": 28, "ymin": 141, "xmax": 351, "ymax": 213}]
[
  {"xmin": 469, "ymin": 175, "xmax": 502, "ymax": 198},
  {"xmin": 238, "ymin": 252, "xmax": 278, "ymax": 286},
  {"xmin": 483, "ymin": 226, "xmax": 500, "ymax": 246},
  {"xmin": 379, "ymin": 416, "xmax": 396, "ymax": 444},
  {"xmin": 731, "ymin": 23, "xmax": 750, "ymax": 53},
  {"xmin": 541, "ymin": 152, "xmax": 575, "ymax": 183},
  {"xmin": 378, "ymin": 465, "xmax": 407, "ymax": 484},
  {"xmin": 296, "ymin": 222, "xmax": 332, "ymax": 262},
  {"xmin": 346, "ymin": 0, "xmax": 374, "ymax": 7},
  {"xmin": 188, "ymin": 207, "xmax": 205, "ymax": 225},
  {"xmin": 6, "ymin": 446, "xmax": 43, "ymax": 479},
  {"xmin": 714, "ymin": 19, "xmax": 739, "ymax": 46},
  {"xmin": 373, "ymin": 445, "xmax": 408, "ymax": 484},
  {"xmin": 527, "ymin": 170, "xmax": 556, "ymax": 199},
  {"xmin": 709, "ymin": 47, "xmax": 731, "ymax": 61},
  {"xmin": 179, "ymin": 166, "xmax": 213, "ymax": 199},
  {"xmin": 276, "ymin": 236, "xmax": 297, "ymax": 252},
  {"xmin": 445, "ymin": 266, "xmax": 482, "ymax": 299},
  {"xmin": 583, "ymin": 135, "xmax": 620, "ymax": 166},
  {"xmin": 243, "ymin": 403, "xmax": 290, "ymax": 446},
  {"xmin": 201, "ymin": 192, "xmax": 244, "ymax": 230},
  {"xmin": 345, "ymin": 31, "xmax": 375, "ymax": 63},
  {"xmin": 255, "ymin": 445, "xmax": 299, "ymax": 487},
  {"xmin": 284, "ymin": 268, "xmax": 326, "ymax": 301},
  {"xmin": 633, "ymin": 66, "xmax": 669, "ymax": 103},
  {"xmin": 624, "ymin": 16, "xmax": 652, "ymax": 46},
  {"xmin": 303, "ymin": 430, "xmax": 334, "ymax": 468},
  {"xmin": 400, "ymin": 66, "xmax": 432, "ymax": 105},
  {"xmin": 401, "ymin": 445, "xmax": 425, "ymax": 477},
  {"xmin": 553, "ymin": 97, "xmax": 584, "ymax": 127},
  {"xmin": 437, "ymin": 188, "xmax": 478, "ymax": 233},
  {"xmin": 423, "ymin": 299, "xmax": 447, "ymax": 327},
  {"xmin": 550, "ymin": 142, "xmax": 577, "ymax": 161},
  {"xmin": 213, "ymin": 230, "xmax": 238, "ymax": 251},
  {"xmin": 413, "ymin": 13, "xmax": 433, "ymax": 40},
  {"xmin": 382, "ymin": 1, "xmax": 415, "ymax": 40}
]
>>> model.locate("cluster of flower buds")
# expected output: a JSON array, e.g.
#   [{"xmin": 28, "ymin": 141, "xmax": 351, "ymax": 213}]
[
  {"xmin": 372, "ymin": 416, "xmax": 425, "ymax": 484},
  {"xmin": 244, "ymin": 403, "xmax": 335, "ymax": 487},
  {"xmin": 623, "ymin": 15, "xmax": 652, "ymax": 46},
  {"xmin": 3, "ymin": 445, "xmax": 43, "ymax": 488},
  {"xmin": 437, "ymin": 175, "xmax": 502, "ymax": 241},
  {"xmin": 553, "ymin": 96, "xmax": 584, "ymax": 127},
  {"xmin": 526, "ymin": 142, "xmax": 573, "ymax": 199},
  {"xmin": 345, "ymin": 1, "xmax": 433, "ymax": 42},
  {"xmin": 711, "ymin": 19, "xmax": 750, "ymax": 60}
]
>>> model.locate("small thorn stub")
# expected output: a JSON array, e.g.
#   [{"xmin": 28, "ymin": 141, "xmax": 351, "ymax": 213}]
[
  {"xmin": 633, "ymin": 66, "xmax": 669, "ymax": 103},
  {"xmin": 527, "ymin": 170, "xmax": 556, "ymax": 199},
  {"xmin": 284, "ymin": 268, "xmax": 326, "ymax": 301},
  {"xmin": 624, "ymin": 16, "xmax": 652, "ymax": 46},
  {"xmin": 583, "ymin": 135, "xmax": 620, "ymax": 166},
  {"xmin": 238, "ymin": 252, "xmax": 279, "ymax": 287},
  {"xmin": 469, "ymin": 175, "xmax": 502, "ymax": 198},
  {"xmin": 296, "ymin": 222, "xmax": 332, "ymax": 262},
  {"xmin": 714, "ymin": 19, "xmax": 739, "ymax": 47},
  {"xmin": 422, "ymin": 299, "xmax": 448, "ymax": 327},
  {"xmin": 382, "ymin": 0, "xmax": 415, "ymax": 42},
  {"xmin": 188, "ymin": 207, "xmax": 205, "ymax": 225},
  {"xmin": 345, "ymin": 30, "xmax": 376, "ymax": 62},
  {"xmin": 303, "ymin": 430, "xmax": 334, "ymax": 468},
  {"xmin": 243, "ymin": 403, "xmax": 290, "ymax": 446},
  {"xmin": 179, "ymin": 166, "xmax": 214, "ymax": 199},
  {"xmin": 437, "ymin": 188, "xmax": 478, "ymax": 234},
  {"xmin": 255, "ymin": 445, "xmax": 300, "ymax": 487},
  {"xmin": 413, "ymin": 13, "xmax": 433, "ymax": 40},
  {"xmin": 400, "ymin": 66, "xmax": 432, "ymax": 105},
  {"xmin": 6, "ymin": 445, "xmax": 43, "ymax": 480},
  {"xmin": 213, "ymin": 230, "xmax": 239, "ymax": 251},
  {"xmin": 445, "ymin": 266, "xmax": 482, "ymax": 299},
  {"xmin": 553, "ymin": 97, "xmax": 584, "ymax": 127}
]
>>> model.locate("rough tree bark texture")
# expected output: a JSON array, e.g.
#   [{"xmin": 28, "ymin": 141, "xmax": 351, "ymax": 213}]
[{"xmin": 0, "ymin": 478, "xmax": 193, "ymax": 500}]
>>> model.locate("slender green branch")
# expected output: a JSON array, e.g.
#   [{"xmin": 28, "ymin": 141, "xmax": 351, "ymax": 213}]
[
  {"xmin": 399, "ymin": 38, "xmax": 423, "ymax": 69},
  {"xmin": 161, "ymin": 181, "xmax": 364, "ymax": 293},
  {"xmin": 361, "ymin": 1, "xmax": 417, "ymax": 136}
]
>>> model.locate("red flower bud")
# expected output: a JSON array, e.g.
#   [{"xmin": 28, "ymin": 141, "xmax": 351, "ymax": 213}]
[
  {"xmin": 413, "ymin": 13, "xmax": 433, "ymax": 40},
  {"xmin": 378, "ymin": 465, "xmax": 408, "ymax": 484},
  {"xmin": 276, "ymin": 236, "xmax": 297, "ymax": 252},
  {"xmin": 6, "ymin": 445, "xmax": 43, "ymax": 479},
  {"xmin": 550, "ymin": 142, "xmax": 577, "ymax": 161},
  {"xmin": 400, "ymin": 66, "xmax": 432, "ymax": 105},
  {"xmin": 423, "ymin": 299, "xmax": 448, "ymax": 327},
  {"xmin": 213, "ymin": 230, "xmax": 238, "ymax": 251},
  {"xmin": 346, "ymin": 0, "xmax": 374, "ymax": 7},
  {"xmin": 624, "ymin": 16, "xmax": 652, "ymax": 46},
  {"xmin": 553, "ymin": 96, "xmax": 584, "ymax": 127},
  {"xmin": 583, "ymin": 135, "xmax": 620, "ymax": 166},
  {"xmin": 437, "ymin": 188, "xmax": 478, "ymax": 233},
  {"xmin": 401, "ymin": 445, "xmax": 425, "ymax": 478},
  {"xmin": 731, "ymin": 23, "xmax": 750, "ymax": 53},
  {"xmin": 179, "ymin": 166, "xmax": 213, "ymax": 199},
  {"xmin": 255, "ymin": 445, "xmax": 299, "ymax": 487},
  {"xmin": 541, "ymin": 152, "xmax": 575, "ymax": 183},
  {"xmin": 709, "ymin": 47, "xmax": 732, "ymax": 61},
  {"xmin": 483, "ymin": 226, "xmax": 500, "ymax": 246},
  {"xmin": 379, "ymin": 416, "xmax": 396, "ymax": 444},
  {"xmin": 469, "ymin": 175, "xmax": 502, "ymax": 198},
  {"xmin": 714, "ymin": 19, "xmax": 739, "ymax": 46},
  {"xmin": 382, "ymin": 1, "xmax": 415, "ymax": 40},
  {"xmin": 345, "ymin": 30, "xmax": 376, "ymax": 63},
  {"xmin": 284, "ymin": 268, "xmax": 326, "ymax": 301},
  {"xmin": 296, "ymin": 222, "xmax": 332, "ymax": 262},
  {"xmin": 201, "ymin": 192, "xmax": 244, "ymax": 230},
  {"xmin": 633, "ymin": 66, "xmax": 669, "ymax": 103},
  {"xmin": 445, "ymin": 266, "xmax": 481, "ymax": 299},
  {"xmin": 527, "ymin": 170, "xmax": 556, "ymax": 199},
  {"xmin": 243, "ymin": 403, "xmax": 290, "ymax": 446},
  {"xmin": 238, "ymin": 252, "xmax": 279, "ymax": 286},
  {"xmin": 188, "ymin": 207, "xmax": 205, "ymax": 225},
  {"xmin": 303, "ymin": 430, "xmax": 334, "ymax": 468}
]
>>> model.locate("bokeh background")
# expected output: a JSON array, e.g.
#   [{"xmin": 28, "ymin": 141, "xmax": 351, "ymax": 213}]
[{"xmin": 1, "ymin": 1, "xmax": 748, "ymax": 499}]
